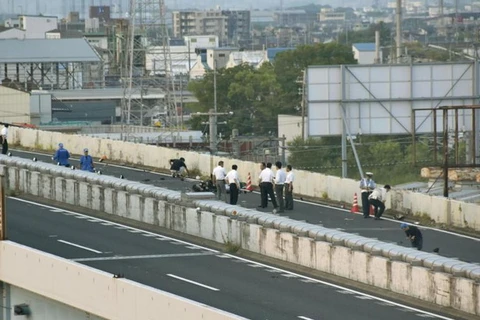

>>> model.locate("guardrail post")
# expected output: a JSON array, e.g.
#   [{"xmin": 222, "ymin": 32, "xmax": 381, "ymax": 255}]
[{"xmin": 0, "ymin": 172, "xmax": 6, "ymax": 240}]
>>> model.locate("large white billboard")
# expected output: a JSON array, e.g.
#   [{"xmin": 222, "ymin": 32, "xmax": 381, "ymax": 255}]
[{"xmin": 307, "ymin": 63, "xmax": 480, "ymax": 136}]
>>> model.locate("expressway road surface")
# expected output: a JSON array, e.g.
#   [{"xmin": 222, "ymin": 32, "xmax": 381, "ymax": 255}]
[
  {"xmin": 6, "ymin": 197, "xmax": 460, "ymax": 320},
  {"xmin": 10, "ymin": 149, "xmax": 480, "ymax": 264}
]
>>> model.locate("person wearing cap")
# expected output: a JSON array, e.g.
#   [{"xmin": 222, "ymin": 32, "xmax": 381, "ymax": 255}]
[
  {"xmin": 401, "ymin": 223, "xmax": 423, "ymax": 250},
  {"xmin": 170, "ymin": 157, "xmax": 188, "ymax": 180},
  {"xmin": 53, "ymin": 143, "xmax": 70, "ymax": 167},
  {"xmin": 359, "ymin": 172, "xmax": 376, "ymax": 218},
  {"xmin": 80, "ymin": 148, "xmax": 94, "ymax": 172},
  {"xmin": 368, "ymin": 184, "xmax": 391, "ymax": 220}
]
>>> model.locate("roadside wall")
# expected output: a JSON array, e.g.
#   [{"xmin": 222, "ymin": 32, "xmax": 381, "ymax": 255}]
[
  {"xmin": 9, "ymin": 127, "xmax": 480, "ymax": 231},
  {"xmin": 1, "ymin": 156, "xmax": 479, "ymax": 317},
  {"xmin": 0, "ymin": 242, "xmax": 247, "ymax": 320}
]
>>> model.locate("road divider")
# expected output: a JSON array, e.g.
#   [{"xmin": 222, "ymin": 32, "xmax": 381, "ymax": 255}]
[
  {"xmin": 0, "ymin": 241, "xmax": 247, "ymax": 320},
  {"xmin": 9, "ymin": 127, "xmax": 480, "ymax": 231},
  {"xmin": 1, "ymin": 155, "xmax": 479, "ymax": 317}
]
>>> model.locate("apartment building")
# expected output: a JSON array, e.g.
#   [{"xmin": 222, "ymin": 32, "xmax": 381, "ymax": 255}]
[{"xmin": 172, "ymin": 9, "xmax": 250, "ymax": 46}]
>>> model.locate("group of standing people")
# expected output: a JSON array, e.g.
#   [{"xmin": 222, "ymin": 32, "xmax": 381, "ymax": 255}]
[
  {"xmin": 212, "ymin": 161, "xmax": 241, "ymax": 205},
  {"xmin": 258, "ymin": 161, "xmax": 294, "ymax": 213},
  {"xmin": 53, "ymin": 143, "xmax": 95, "ymax": 172},
  {"xmin": 211, "ymin": 160, "xmax": 295, "ymax": 211}
]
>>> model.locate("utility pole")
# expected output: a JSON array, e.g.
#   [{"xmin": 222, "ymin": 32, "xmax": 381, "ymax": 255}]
[
  {"xmin": 296, "ymin": 70, "xmax": 307, "ymax": 141},
  {"xmin": 0, "ymin": 172, "xmax": 6, "ymax": 240},
  {"xmin": 191, "ymin": 110, "xmax": 233, "ymax": 154},
  {"xmin": 396, "ymin": 0, "xmax": 402, "ymax": 63},
  {"xmin": 442, "ymin": 108, "xmax": 449, "ymax": 198},
  {"xmin": 213, "ymin": 59, "xmax": 218, "ymax": 154}
]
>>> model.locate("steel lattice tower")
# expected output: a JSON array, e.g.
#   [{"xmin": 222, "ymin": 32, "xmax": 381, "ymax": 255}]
[{"xmin": 122, "ymin": 0, "xmax": 179, "ymax": 130}]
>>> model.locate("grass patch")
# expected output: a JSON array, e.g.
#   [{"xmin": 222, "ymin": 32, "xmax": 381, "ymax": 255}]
[
  {"xmin": 224, "ymin": 240, "xmax": 241, "ymax": 254},
  {"xmin": 321, "ymin": 192, "xmax": 329, "ymax": 200},
  {"xmin": 6, "ymin": 189, "xmax": 19, "ymax": 197}
]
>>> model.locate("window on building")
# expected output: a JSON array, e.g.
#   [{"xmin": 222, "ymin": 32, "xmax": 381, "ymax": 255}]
[{"xmin": 219, "ymin": 53, "xmax": 225, "ymax": 57}]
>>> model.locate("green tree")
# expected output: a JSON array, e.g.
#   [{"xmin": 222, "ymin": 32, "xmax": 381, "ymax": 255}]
[
  {"xmin": 187, "ymin": 63, "xmax": 282, "ymax": 137},
  {"xmin": 338, "ymin": 22, "xmax": 392, "ymax": 46}
]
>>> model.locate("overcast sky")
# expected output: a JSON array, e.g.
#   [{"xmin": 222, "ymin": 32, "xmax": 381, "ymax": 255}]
[{"xmin": 1, "ymin": 0, "xmax": 378, "ymax": 17}]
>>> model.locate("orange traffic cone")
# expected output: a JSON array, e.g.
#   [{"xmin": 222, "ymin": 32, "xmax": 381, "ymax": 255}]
[
  {"xmin": 351, "ymin": 193, "xmax": 360, "ymax": 213},
  {"xmin": 369, "ymin": 205, "xmax": 375, "ymax": 216},
  {"xmin": 246, "ymin": 172, "xmax": 253, "ymax": 192}
]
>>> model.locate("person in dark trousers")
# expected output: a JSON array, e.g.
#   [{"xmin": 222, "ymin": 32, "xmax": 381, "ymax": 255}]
[
  {"xmin": 368, "ymin": 184, "xmax": 391, "ymax": 220},
  {"xmin": 170, "ymin": 157, "xmax": 189, "ymax": 179},
  {"xmin": 225, "ymin": 164, "xmax": 240, "ymax": 205},
  {"xmin": 53, "ymin": 143, "xmax": 70, "ymax": 167},
  {"xmin": 258, "ymin": 162, "xmax": 267, "ymax": 207},
  {"xmin": 285, "ymin": 165, "xmax": 294, "ymax": 210},
  {"xmin": 1, "ymin": 123, "xmax": 8, "ymax": 155},
  {"xmin": 258, "ymin": 162, "xmax": 278, "ymax": 210},
  {"xmin": 80, "ymin": 148, "xmax": 94, "ymax": 172},
  {"xmin": 359, "ymin": 172, "xmax": 376, "ymax": 218},
  {"xmin": 274, "ymin": 161, "xmax": 286, "ymax": 213},
  {"xmin": 401, "ymin": 223, "xmax": 423, "ymax": 250}
]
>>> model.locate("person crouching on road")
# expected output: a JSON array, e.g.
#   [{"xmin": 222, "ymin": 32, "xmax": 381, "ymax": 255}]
[
  {"xmin": 53, "ymin": 143, "xmax": 70, "ymax": 167},
  {"xmin": 401, "ymin": 223, "xmax": 423, "ymax": 250},
  {"xmin": 170, "ymin": 157, "xmax": 189, "ymax": 180},
  {"xmin": 368, "ymin": 184, "xmax": 391, "ymax": 220},
  {"xmin": 80, "ymin": 148, "xmax": 95, "ymax": 172},
  {"xmin": 225, "ymin": 164, "xmax": 240, "ymax": 205}
]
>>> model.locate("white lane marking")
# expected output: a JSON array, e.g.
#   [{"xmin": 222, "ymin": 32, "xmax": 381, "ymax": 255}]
[
  {"xmin": 416, "ymin": 314, "xmax": 438, "ymax": 318},
  {"xmin": 11, "ymin": 197, "xmax": 218, "ymax": 253},
  {"xmin": 281, "ymin": 274, "xmax": 298, "ymax": 278},
  {"xmin": 337, "ymin": 290, "xmax": 355, "ymax": 295},
  {"xmin": 141, "ymin": 233, "xmax": 158, "ymax": 237},
  {"xmin": 166, "ymin": 274, "xmax": 220, "ymax": 292},
  {"xmin": 101, "ymin": 222, "xmax": 113, "ymax": 226},
  {"xmin": 186, "ymin": 245, "xmax": 201, "ymax": 249},
  {"xmin": 74, "ymin": 216, "xmax": 88, "ymax": 219},
  {"xmin": 215, "ymin": 255, "xmax": 232, "ymax": 259},
  {"xmin": 87, "ymin": 219, "xmax": 99, "ymax": 222},
  {"xmin": 57, "ymin": 239, "xmax": 102, "ymax": 254},
  {"xmin": 49, "ymin": 209, "xmax": 64, "ymax": 213},
  {"xmin": 72, "ymin": 252, "xmax": 215, "ymax": 262},
  {"xmin": 221, "ymin": 255, "xmax": 455, "ymax": 320},
  {"xmin": 11, "ymin": 197, "xmax": 455, "ymax": 320},
  {"xmin": 127, "ymin": 230, "xmax": 143, "ymax": 233},
  {"xmin": 12, "ymin": 149, "xmax": 480, "ymax": 242},
  {"xmin": 298, "ymin": 316, "xmax": 315, "ymax": 320},
  {"xmin": 247, "ymin": 264, "xmax": 263, "ymax": 268},
  {"xmin": 355, "ymin": 296, "xmax": 373, "ymax": 300}
]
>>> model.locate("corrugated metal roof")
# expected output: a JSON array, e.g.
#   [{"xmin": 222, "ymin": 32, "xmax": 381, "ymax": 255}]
[
  {"xmin": 0, "ymin": 38, "xmax": 101, "ymax": 63},
  {"xmin": 353, "ymin": 42, "xmax": 376, "ymax": 52}
]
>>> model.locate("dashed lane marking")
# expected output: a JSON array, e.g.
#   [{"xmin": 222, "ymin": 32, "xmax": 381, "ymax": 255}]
[{"xmin": 72, "ymin": 252, "xmax": 215, "ymax": 262}]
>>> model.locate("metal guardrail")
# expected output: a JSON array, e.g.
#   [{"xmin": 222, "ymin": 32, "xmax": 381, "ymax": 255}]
[{"xmin": 1, "ymin": 155, "xmax": 479, "ymax": 282}]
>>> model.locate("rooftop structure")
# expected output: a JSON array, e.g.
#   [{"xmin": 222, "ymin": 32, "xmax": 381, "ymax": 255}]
[{"xmin": 0, "ymin": 38, "xmax": 103, "ymax": 90}]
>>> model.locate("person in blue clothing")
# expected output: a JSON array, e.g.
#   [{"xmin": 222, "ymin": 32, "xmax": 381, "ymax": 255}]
[
  {"xmin": 80, "ymin": 148, "xmax": 95, "ymax": 172},
  {"xmin": 53, "ymin": 143, "xmax": 70, "ymax": 167}
]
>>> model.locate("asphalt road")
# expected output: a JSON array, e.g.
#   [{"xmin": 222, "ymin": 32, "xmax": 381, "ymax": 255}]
[
  {"xmin": 9, "ymin": 149, "xmax": 480, "ymax": 264},
  {"xmin": 6, "ymin": 197, "xmax": 458, "ymax": 320}
]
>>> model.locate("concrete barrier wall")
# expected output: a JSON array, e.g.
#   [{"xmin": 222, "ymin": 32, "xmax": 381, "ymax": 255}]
[
  {"xmin": 9, "ymin": 127, "xmax": 480, "ymax": 231},
  {"xmin": 1, "ymin": 156, "xmax": 480, "ymax": 316},
  {"xmin": 0, "ymin": 241, "xmax": 247, "ymax": 320}
]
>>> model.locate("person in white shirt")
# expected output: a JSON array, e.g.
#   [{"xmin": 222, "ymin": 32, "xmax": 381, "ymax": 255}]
[
  {"xmin": 258, "ymin": 162, "xmax": 278, "ymax": 210},
  {"xmin": 225, "ymin": 164, "xmax": 240, "ymax": 205},
  {"xmin": 368, "ymin": 184, "xmax": 391, "ymax": 220},
  {"xmin": 359, "ymin": 172, "xmax": 376, "ymax": 218},
  {"xmin": 274, "ymin": 161, "xmax": 286, "ymax": 213},
  {"xmin": 285, "ymin": 165, "xmax": 295, "ymax": 210},
  {"xmin": 1, "ymin": 124, "xmax": 8, "ymax": 155},
  {"xmin": 212, "ymin": 161, "xmax": 227, "ymax": 201}
]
